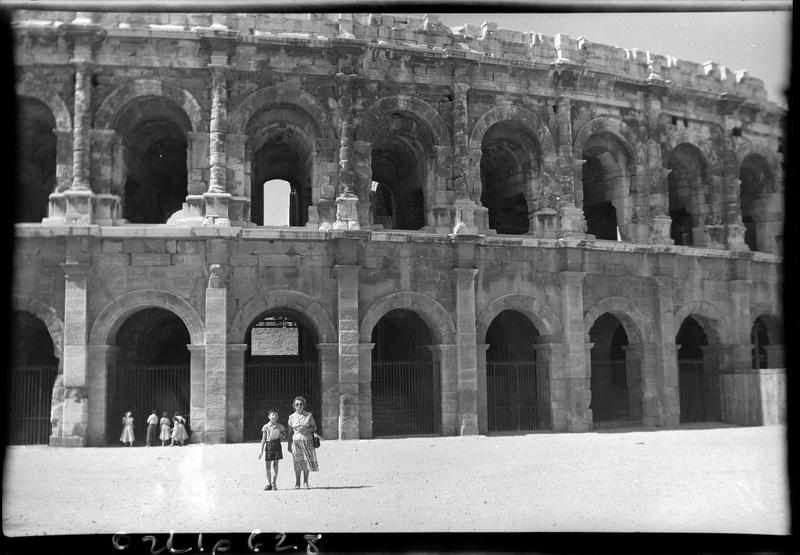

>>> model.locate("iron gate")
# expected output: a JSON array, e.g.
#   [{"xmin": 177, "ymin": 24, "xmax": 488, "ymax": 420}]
[
  {"xmin": 679, "ymin": 360, "xmax": 720, "ymax": 422},
  {"xmin": 107, "ymin": 365, "xmax": 190, "ymax": 445},
  {"xmin": 487, "ymin": 360, "xmax": 551, "ymax": 432},
  {"xmin": 10, "ymin": 366, "xmax": 58, "ymax": 444},
  {"xmin": 372, "ymin": 360, "xmax": 441, "ymax": 436},
  {"xmin": 244, "ymin": 362, "xmax": 320, "ymax": 441},
  {"xmin": 590, "ymin": 360, "xmax": 643, "ymax": 430}
]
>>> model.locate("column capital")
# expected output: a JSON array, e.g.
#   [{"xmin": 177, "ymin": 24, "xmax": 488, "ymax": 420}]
[
  {"xmin": 60, "ymin": 262, "xmax": 92, "ymax": 277},
  {"xmin": 226, "ymin": 343, "xmax": 248, "ymax": 352},
  {"xmin": 333, "ymin": 264, "xmax": 361, "ymax": 280},
  {"xmin": 453, "ymin": 268, "xmax": 479, "ymax": 281},
  {"xmin": 358, "ymin": 343, "xmax": 375, "ymax": 353},
  {"xmin": 186, "ymin": 344, "xmax": 206, "ymax": 352}
]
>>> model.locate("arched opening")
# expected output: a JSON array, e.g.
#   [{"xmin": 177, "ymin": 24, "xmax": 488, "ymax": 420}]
[
  {"xmin": 480, "ymin": 121, "xmax": 540, "ymax": 235},
  {"xmin": 370, "ymin": 115, "xmax": 429, "ymax": 231},
  {"xmin": 10, "ymin": 311, "xmax": 59, "ymax": 444},
  {"xmin": 589, "ymin": 313, "xmax": 642, "ymax": 429},
  {"xmin": 676, "ymin": 316, "xmax": 719, "ymax": 423},
  {"xmin": 485, "ymin": 310, "xmax": 550, "ymax": 432},
  {"xmin": 118, "ymin": 98, "xmax": 191, "ymax": 224},
  {"xmin": 751, "ymin": 315, "xmax": 782, "ymax": 369},
  {"xmin": 249, "ymin": 115, "xmax": 314, "ymax": 227},
  {"xmin": 16, "ymin": 97, "xmax": 57, "ymax": 223},
  {"xmin": 262, "ymin": 179, "xmax": 291, "ymax": 226},
  {"xmin": 581, "ymin": 134, "xmax": 630, "ymax": 241},
  {"xmin": 667, "ymin": 144, "xmax": 708, "ymax": 246},
  {"xmin": 739, "ymin": 154, "xmax": 773, "ymax": 252},
  {"xmin": 107, "ymin": 308, "xmax": 191, "ymax": 445},
  {"xmin": 371, "ymin": 309, "xmax": 440, "ymax": 436},
  {"xmin": 244, "ymin": 311, "xmax": 320, "ymax": 441}
]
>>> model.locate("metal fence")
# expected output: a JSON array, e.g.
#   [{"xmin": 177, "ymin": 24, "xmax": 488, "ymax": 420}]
[
  {"xmin": 10, "ymin": 366, "xmax": 58, "ymax": 445},
  {"xmin": 107, "ymin": 365, "xmax": 190, "ymax": 445},
  {"xmin": 372, "ymin": 360, "xmax": 441, "ymax": 436},
  {"xmin": 244, "ymin": 362, "xmax": 320, "ymax": 441},
  {"xmin": 487, "ymin": 360, "xmax": 551, "ymax": 432},
  {"xmin": 590, "ymin": 360, "xmax": 644, "ymax": 430},
  {"xmin": 679, "ymin": 359, "xmax": 720, "ymax": 423}
]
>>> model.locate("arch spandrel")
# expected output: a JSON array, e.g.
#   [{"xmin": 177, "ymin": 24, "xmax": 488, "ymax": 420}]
[
  {"xmin": 469, "ymin": 105, "xmax": 557, "ymax": 161},
  {"xmin": 583, "ymin": 296, "xmax": 653, "ymax": 345},
  {"xmin": 230, "ymin": 290, "xmax": 337, "ymax": 345},
  {"xmin": 228, "ymin": 86, "xmax": 335, "ymax": 140},
  {"xmin": 16, "ymin": 77, "xmax": 72, "ymax": 131},
  {"xmin": 476, "ymin": 293, "xmax": 562, "ymax": 344},
  {"xmin": 674, "ymin": 300, "xmax": 730, "ymax": 345},
  {"xmin": 573, "ymin": 117, "xmax": 642, "ymax": 166},
  {"xmin": 89, "ymin": 290, "xmax": 205, "ymax": 347},
  {"xmin": 360, "ymin": 291, "xmax": 456, "ymax": 346},
  {"xmin": 94, "ymin": 79, "xmax": 204, "ymax": 132},
  {"xmin": 662, "ymin": 129, "xmax": 720, "ymax": 173},
  {"xmin": 12, "ymin": 295, "xmax": 64, "ymax": 364},
  {"xmin": 355, "ymin": 95, "xmax": 450, "ymax": 147}
]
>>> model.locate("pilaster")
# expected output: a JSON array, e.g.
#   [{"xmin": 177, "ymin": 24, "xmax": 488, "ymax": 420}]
[
  {"xmin": 652, "ymin": 277, "xmax": 680, "ymax": 426},
  {"xmin": 454, "ymin": 267, "xmax": 479, "ymax": 434},
  {"xmin": 430, "ymin": 344, "xmax": 459, "ymax": 436},
  {"xmin": 187, "ymin": 344, "xmax": 206, "ymax": 441},
  {"xmin": 555, "ymin": 96, "xmax": 586, "ymax": 238},
  {"xmin": 85, "ymin": 345, "xmax": 119, "ymax": 446},
  {"xmin": 204, "ymin": 265, "xmax": 228, "ymax": 443},
  {"xmin": 533, "ymin": 342, "xmax": 566, "ymax": 431},
  {"xmin": 475, "ymin": 343, "xmax": 490, "ymax": 435},
  {"xmin": 334, "ymin": 265, "xmax": 361, "ymax": 438},
  {"xmin": 317, "ymin": 342, "xmax": 339, "ymax": 440},
  {"xmin": 559, "ymin": 270, "xmax": 591, "ymax": 431},
  {"xmin": 357, "ymin": 343, "xmax": 375, "ymax": 438},
  {"xmin": 225, "ymin": 344, "xmax": 247, "ymax": 443}
]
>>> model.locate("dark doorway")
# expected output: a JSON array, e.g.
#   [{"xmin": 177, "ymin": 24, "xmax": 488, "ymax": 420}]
[
  {"xmin": 10, "ymin": 311, "xmax": 58, "ymax": 444},
  {"xmin": 244, "ymin": 312, "xmax": 320, "ymax": 441},
  {"xmin": 589, "ymin": 313, "xmax": 642, "ymax": 429},
  {"xmin": 16, "ymin": 97, "xmax": 57, "ymax": 223},
  {"xmin": 371, "ymin": 310, "xmax": 440, "ymax": 436},
  {"xmin": 485, "ymin": 310, "xmax": 550, "ymax": 432},
  {"xmin": 677, "ymin": 316, "xmax": 719, "ymax": 423},
  {"xmin": 107, "ymin": 308, "xmax": 191, "ymax": 445}
]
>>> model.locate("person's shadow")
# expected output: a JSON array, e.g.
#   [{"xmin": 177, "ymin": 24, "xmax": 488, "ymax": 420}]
[{"xmin": 306, "ymin": 486, "xmax": 371, "ymax": 490}]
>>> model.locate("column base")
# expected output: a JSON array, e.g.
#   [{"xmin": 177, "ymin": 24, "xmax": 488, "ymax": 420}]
[
  {"xmin": 202, "ymin": 192, "xmax": 232, "ymax": 227},
  {"xmin": 650, "ymin": 215, "xmax": 674, "ymax": 245},
  {"xmin": 93, "ymin": 193, "xmax": 122, "ymax": 225},
  {"xmin": 333, "ymin": 193, "xmax": 360, "ymax": 230},
  {"xmin": 532, "ymin": 208, "xmax": 558, "ymax": 238},
  {"xmin": 726, "ymin": 223, "xmax": 749, "ymax": 251},
  {"xmin": 558, "ymin": 203, "xmax": 587, "ymax": 238},
  {"xmin": 45, "ymin": 190, "xmax": 95, "ymax": 225}
]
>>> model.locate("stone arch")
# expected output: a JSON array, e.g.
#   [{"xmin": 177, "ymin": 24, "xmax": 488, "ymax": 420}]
[
  {"xmin": 583, "ymin": 296, "xmax": 653, "ymax": 345},
  {"xmin": 16, "ymin": 76, "xmax": 72, "ymax": 130},
  {"xmin": 228, "ymin": 86, "xmax": 336, "ymax": 139},
  {"xmin": 360, "ymin": 291, "xmax": 456, "ymax": 345},
  {"xmin": 573, "ymin": 117, "xmax": 642, "ymax": 165},
  {"xmin": 674, "ymin": 300, "xmax": 730, "ymax": 345},
  {"xmin": 476, "ymin": 293, "xmax": 562, "ymax": 343},
  {"xmin": 11, "ymin": 294, "xmax": 64, "ymax": 364},
  {"xmin": 356, "ymin": 95, "xmax": 451, "ymax": 147},
  {"xmin": 750, "ymin": 303, "xmax": 783, "ymax": 342},
  {"xmin": 230, "ymin": 290, "xmax": 337, "ymax": 345},
  {"xmin": 662, "ymin": 128, "xmax": 720, "ymax": 173},
  {"xmin": 94, "ymin": 79, "xmax": 204, "ymax": 132},
  {"xmin": 469, "ymin": 105, "xmax": 557, "ymax": 160},
  {"xmin": 89, "ymin": 290, "xmax": 205, "ymax": 346}
]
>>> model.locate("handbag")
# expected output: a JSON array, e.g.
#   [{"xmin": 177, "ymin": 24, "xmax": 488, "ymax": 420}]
[{"xmin": 312, "ymin": 434, "xmax": 320, "ymax": 449}]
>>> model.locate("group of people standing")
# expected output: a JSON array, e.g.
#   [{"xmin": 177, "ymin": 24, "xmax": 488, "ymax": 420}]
[
  {"xmin": 119, "ymin": 410, "xmax": 190, "ymax": 447},
  {"xmin": 258, "ymin": 396, "xmax": 320, "ymax": 490}
]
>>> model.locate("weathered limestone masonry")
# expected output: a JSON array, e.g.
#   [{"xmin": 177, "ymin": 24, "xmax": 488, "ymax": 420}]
[{"xmin": 12, "ymin": 12, "xmax": 785, "ymax": 446}]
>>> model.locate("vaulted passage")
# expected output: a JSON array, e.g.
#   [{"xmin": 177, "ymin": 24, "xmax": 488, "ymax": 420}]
[
  {"xmin": 485, "ymin": 310, "xmax": 550, "ymax": 432},
  {"xmin": 581, "ymin": 133, "xmax": 630, "ymax": 241},
  {"xmin": 739, "ymin": 154, "xmax": 773, "ymax": 252},
  {"xmin": 370, "ymin": 118, "xmax": 427, "ymax": 231},
  {"xmin": 244, "ymin": 311, "xmax": 320, "ymax": 440},
  {"xmin": 107, "ymin": 308, "xmax": 191, "ymax": 445},
  {"xmin": 16, "ymin": 97, "xmax": 57, "ymax": 223},
  {"xmin": 676, "ymin": 316, "xmax": 719, "ymax": 423},
  {"xmin": 119, "ymin": 97, "xmax": 191, "ymax": 224},
  {"xmin": 480, "ymin": 121, "xmax": 540, "ymax": 235},
  {"xmin": 667, "ymin": 144, "xmax": 708, "ymax": 246},
  {"xmin": 589, "ymin": 313, "xmax": 642, "ymax": 429},
  {"xmin": 371, "ymin": 309, "xmax": 440, "ymax": 436},
  {"xmin": 10, "ymin": 311, "xmax": 58, "ymax": 444}
]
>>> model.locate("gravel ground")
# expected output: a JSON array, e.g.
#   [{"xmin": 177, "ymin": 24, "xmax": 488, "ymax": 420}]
[{"xmin": 2, "ymin": 425, "xmax": 789, "ymax": 536}]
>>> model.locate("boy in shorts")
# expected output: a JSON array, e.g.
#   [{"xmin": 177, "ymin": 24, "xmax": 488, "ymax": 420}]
[{"xmin": 258, "ymin": 409, "xmax": 287, "ymax": 490}]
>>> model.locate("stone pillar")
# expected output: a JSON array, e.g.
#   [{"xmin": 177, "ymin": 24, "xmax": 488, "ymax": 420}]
[
  {"xmin": 203, "ymin": 64, "xmax": 232, "ymax": 227},
  {"xmin": 555, "ymin": 96, "xmax": 586, "ymax": 237},
  {"xmin": 454, "ymin": 268, "xmax": 479, "ymax": 435},
  {"xmin": 357, "ymin": 343, "xmax": 374, "ymax": 438},
  {"xmin": 533, "ymin": 342, "xmax": 567, "ymax": 431},
  {"xmin": 61, "ymin": 59, "xmax": 95, "ymax": 223},
  {"xmin": 334, "ymin": 265, "xmax": 360, "ymax": 439},
  {"xmin": 318, "ymin": 343, "xmax": 339, "ymax": 440},
  {"xmin": 475, "ymin": 343, "xmax": 490, "ymax": 435},
  {"xmin": 652, "ymin": 277, "xmax": 680, "ymax": 427},
  {"xmin": 622, "ymin": 344, "xmax": 657, "ymax": 426},
  {"xmin": 85, "ymin": 345, "xmax": 119, "ymax": 446},
  {"xmin": 334, "ymin": 73, "xmax": 360, "ymax": 230},
  {"xmin": 430, "ymin": 344, "xmax": 459, "ymax": 436},
  {"xmin": 448, "ymin": 71, "xmax": 482, "ymax": 235},
  {"xmin": 187, "ymin": 345, "xmax": 206, "ymax": 440},
  {"xmin": 226, "ymin": 344, "xmax": 247, "ymax": 443},
  {"xmin": 52, "ymin": 261, "xmax": 91, "ymax": 446},
  {"xmin": 727, "ymin": 278, "xmax": 753, "ymax": 372},
  {"xmin": 700, "ymin": 344, "xmax": 726, "ymax": 421},
  {"xmin": 559, "ymin": 270, "xmax": 591, "ymax": 431},
  {"xmin": 204, "ymin": 265, "xmax": 228, "ymax": 443}
]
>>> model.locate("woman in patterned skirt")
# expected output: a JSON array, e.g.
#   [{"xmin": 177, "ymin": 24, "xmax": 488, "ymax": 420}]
[{"xmin": 287, "ymin": 396, "xmax": 319, "ymax": 489}]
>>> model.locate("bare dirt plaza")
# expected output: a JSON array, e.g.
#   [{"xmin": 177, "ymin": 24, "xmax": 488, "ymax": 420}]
[{"xmin": 2, "ymin": 424, "xmax": 789, "ymax": 537}]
